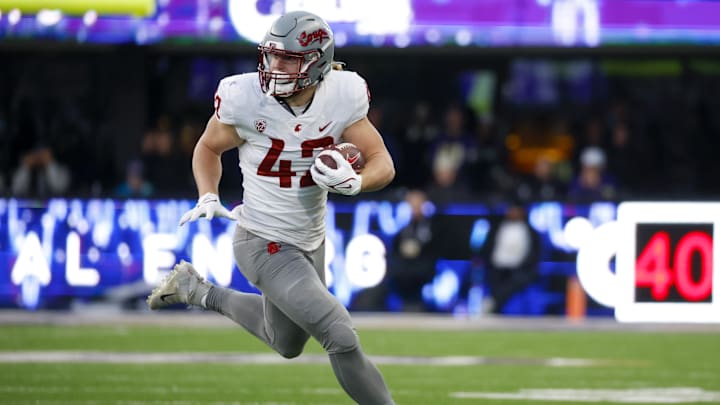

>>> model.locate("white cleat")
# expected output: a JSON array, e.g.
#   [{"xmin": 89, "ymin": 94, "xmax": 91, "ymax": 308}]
[{"xmin": 147, "ymin": 260, "xmax": 213, "ymax": 310}]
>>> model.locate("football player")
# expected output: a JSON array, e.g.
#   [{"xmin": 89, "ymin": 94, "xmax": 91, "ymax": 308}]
[{"xmin": 147, "ymin": 10, "xmax": 395, "ymax": 405}]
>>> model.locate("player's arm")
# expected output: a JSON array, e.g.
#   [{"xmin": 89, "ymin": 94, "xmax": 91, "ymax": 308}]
[
  {"xmin": 192, "ymin": 114, "xmax": 244, "ymax": 197},
  {"xmin": 341, "ymin": 117, "xmax": 395, "ymax": 192}
]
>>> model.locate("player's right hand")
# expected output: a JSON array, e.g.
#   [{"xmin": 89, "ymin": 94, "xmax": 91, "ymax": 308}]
[
  {"xmin": 311, "ymin": 150, "xmax": 362, "ymax": 196},
  {"xmin": 179, "ymin": 192, "xmax": 236, "ymax": 226}
]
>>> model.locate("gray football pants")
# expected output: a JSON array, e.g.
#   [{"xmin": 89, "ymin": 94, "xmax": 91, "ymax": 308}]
[{"xmin": 204, "ymin": 226, "xmax": 394, "ymax": 405}]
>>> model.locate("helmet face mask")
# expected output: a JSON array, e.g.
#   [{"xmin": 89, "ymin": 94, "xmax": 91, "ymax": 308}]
[
  {"xmin": 258, "ymin": 45, "xmax": 321, "ymax": 97},
  {"xmin": 258, "ymin": 11, "xmax": 334, "ymax": 97}
]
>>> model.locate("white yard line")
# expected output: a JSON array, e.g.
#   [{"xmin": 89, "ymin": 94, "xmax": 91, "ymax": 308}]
[
  {"xmin": 451, "ymin": 388, "xmax": 720, "ymax": 403},
  {"xmin": 0, "ymin": 351, "xmax": 608, "ymax": 367}
]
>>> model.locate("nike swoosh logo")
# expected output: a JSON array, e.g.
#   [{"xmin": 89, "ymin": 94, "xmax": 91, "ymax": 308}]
[
  {"xmin": 160, "ymin": 293, "xmax": 176, "ymax": 302},
  {"xmin": 331, "ymin": 177, "xmax": 357, "ymax": 189},
  {"xmin": 347, "ymin": 154, "xmax": 359, "ymax": 165},
  {"xmin": 200, "ymin": 196, "xmax": 218, "ymax": 204},
  {"xmin": 319, "ymin": 122, "xmax": 332, "ymax": 132}
]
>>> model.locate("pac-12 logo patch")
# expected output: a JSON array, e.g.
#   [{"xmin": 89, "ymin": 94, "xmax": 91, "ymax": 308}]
[{"xmin": 254, "ymin": 119, "xmax": 267, "ymax": 133}]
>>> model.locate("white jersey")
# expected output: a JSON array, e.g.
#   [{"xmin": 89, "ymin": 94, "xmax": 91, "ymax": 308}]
[{"xmin": 214, "ymin": 70, "xmax": 369, "ymax": 251}]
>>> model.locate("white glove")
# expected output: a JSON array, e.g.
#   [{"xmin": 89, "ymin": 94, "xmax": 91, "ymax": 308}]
[
  {"xmin": 179, "ymin": 192, "xmax": 236, "ymax": 226},
  {"xmin": 310, "ymin": 150, "xmax": 362, "ymax": 196}
]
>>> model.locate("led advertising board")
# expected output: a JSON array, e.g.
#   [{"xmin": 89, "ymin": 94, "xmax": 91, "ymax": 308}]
[
  {"xmin": 1, "ymin": 198, "xmax": 609, "ymax": 312},
  {"xmin": 2, "ymin": 0, "xmax": 720, "ymax": 47}
]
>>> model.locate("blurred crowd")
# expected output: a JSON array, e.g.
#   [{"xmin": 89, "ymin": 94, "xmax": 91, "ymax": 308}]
[
  {"xmin": 0, "ymin": 98, "xmax": 652, "ymax": 205},
  {"xmin": 2, "ymin": 53, "xmax": 720, "ymax": 205}
]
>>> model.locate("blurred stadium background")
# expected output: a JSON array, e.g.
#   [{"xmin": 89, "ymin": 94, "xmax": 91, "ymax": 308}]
[{"xmin": 1, "ymin": 1, "xmax": 720, "ymax": 403}]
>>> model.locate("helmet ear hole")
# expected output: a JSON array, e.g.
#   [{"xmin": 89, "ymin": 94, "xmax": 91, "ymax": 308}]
[{"xmin": 317, "ymin": 61, "xmax": 329, "ymax": 80}]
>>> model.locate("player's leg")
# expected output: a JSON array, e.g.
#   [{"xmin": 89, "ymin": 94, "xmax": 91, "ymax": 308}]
[
  {"xmin": 204, "ymin": 288, "xmax": 310, "ymax": 358},
  {"xmin": 304, "ymin": 242, "xmax": 395, "ymax": 405},
  {"xmin": 203, "ymin": 226, "xmax": 310, "ymax": 358},
  {"xmin": 242, "ymin": 234, "xmax": 393, "ymax": 404},
  {"xmin": 150, "ymin": 226, "xmax": 394, "ymax": 404},
  {"xmin": 148, "ymin": 226, "xmax": 310, "ymax": 357}
]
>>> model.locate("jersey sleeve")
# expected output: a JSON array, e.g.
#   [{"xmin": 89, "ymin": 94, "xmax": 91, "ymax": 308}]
[
  {"xmin": 346, "ymin": 72, "xmax": 371, "ymax": 125},
  {"xmin": 213, "ymin": 76, "xmax": 239, "ymax": 126}
]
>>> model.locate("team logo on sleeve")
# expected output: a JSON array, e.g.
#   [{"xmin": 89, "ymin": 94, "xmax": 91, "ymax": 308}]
[{"xmin": 254, "ymin": 119, "xmax": 267, "ymax": 133}]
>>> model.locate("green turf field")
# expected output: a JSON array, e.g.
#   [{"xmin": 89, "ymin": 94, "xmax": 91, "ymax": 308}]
[{"xmin": 1, "ymin": 318, "xmax": 719, "ymax": 404}]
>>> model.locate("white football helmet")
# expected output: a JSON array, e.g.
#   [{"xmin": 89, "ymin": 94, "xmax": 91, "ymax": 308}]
[{"xmin": 258, "ymin": 11, "xmax": 335, "ymax": 97}]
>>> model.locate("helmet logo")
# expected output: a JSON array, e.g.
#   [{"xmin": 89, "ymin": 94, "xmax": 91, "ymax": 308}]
[{"xmin": 297, "ymin": 29, "xmax": 330, "ymax": 47}]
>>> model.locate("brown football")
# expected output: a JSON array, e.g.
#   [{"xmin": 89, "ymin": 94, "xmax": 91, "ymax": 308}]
[
  {"xmin": 318, "ymin": 152, "xmax": 338, "ymax": 170},
  {"xmin": 319, "ymin": 143, "xmax": 365, "ymax": 173}
]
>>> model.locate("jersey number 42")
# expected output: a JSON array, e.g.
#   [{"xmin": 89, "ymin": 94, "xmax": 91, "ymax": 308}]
[{"xmin": 258, "ymin": 137, "xmax": 334, "ymax": 188}]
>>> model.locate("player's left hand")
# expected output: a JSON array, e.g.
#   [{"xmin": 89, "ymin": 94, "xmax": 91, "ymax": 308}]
[
  {"xmin": 179, "ymin": 192, "xmax": 236, "ymax": 226},
  {"xmin": 311, "ymin": 150, "xmax": 362, "ymax": 196}
]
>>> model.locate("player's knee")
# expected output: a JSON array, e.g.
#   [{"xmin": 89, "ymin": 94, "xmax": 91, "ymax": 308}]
[
  {"xmin": 322, "ymin": 322, "xmax": 359, "ymax": 354},
  {"xmin": 275, "ymin": 334, "xmax": 309, "ymax": 359},
  {"xmin": 277, "ymin": 346, "xmax": 304, "ymax": 359}
]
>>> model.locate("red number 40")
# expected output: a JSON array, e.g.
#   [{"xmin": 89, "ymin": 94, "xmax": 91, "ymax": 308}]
[
  {"xmin": 635, "ymin": 231, "xmax": 713, "ymax": 302},
  {"xmin": 257, "ymin": 137, "xmax": 333, "ymax": 188}
]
